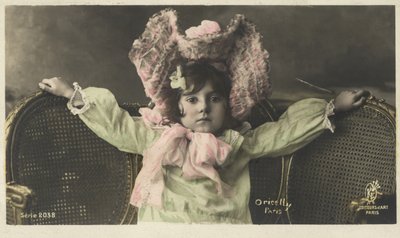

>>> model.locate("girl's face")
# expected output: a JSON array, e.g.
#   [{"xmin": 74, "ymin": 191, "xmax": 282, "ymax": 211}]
[{"xmin": 179, "ymin": 80, "xmax": 227, "ymax": 134}]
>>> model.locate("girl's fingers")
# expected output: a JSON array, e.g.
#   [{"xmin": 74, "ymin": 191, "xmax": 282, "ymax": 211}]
[
  {"xmin": 352, "ymin": 96, "xmax": 366, "ymax": 107},
  {"xmin": 38, "ymin": 82, "xmax": 53, "ymax": 92},
  {"xmin": 353, "ymin": 90, "xmax": 370, "ymax": 101},
  {"xmin": 42, "ymin": 77, "xmax": 62, "ymax": 86},
  {"xmin": 38, "ymin": 82, "xmax": 47, "ymax": 89},
  {"xmin": 41, "ymin": 78, "xmax": 56, "ymax": 86},
  {"xmin": 39, "ymin": 82, "xmax": 55, "ymax": 92}
]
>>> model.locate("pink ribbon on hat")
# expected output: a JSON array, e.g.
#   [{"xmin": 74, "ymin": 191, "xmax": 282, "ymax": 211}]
[{"xmin": 130, "ymin": 110, "xmax": 233, "ymax": 209}]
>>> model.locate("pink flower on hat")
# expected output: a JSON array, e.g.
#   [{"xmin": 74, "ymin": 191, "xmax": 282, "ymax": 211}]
[{"xmin": 185, "ymin": 20, "xmax": 221, "ymax": 39}]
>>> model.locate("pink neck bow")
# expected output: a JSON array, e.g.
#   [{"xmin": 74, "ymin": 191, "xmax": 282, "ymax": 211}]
[{"xmin": 130, "ymin": 123, "xmax": 233, "ymax": 209}]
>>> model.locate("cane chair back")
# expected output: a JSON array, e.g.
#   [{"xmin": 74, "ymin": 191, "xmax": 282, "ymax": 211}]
[{"xmin": 6, "ymin": 92, "xmax": 140, "ymax": 224}]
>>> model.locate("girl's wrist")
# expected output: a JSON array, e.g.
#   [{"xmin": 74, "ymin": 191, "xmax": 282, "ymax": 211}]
[{"xmin": 64, "ymin": 88, "xmax": 75, "ymax": 99}]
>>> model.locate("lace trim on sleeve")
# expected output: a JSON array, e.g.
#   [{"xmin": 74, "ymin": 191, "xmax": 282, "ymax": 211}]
[
  {"xmin": 324, "ymin": 99, "xmax": 336, "ymax": 133},
  {"xmin": 67, "ymin": 82, "xmax": 90, "ymax": 115}
]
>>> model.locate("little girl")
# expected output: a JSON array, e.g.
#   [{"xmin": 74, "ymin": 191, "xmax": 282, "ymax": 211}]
[{"xmin": 38, "ymin": 9, "xmax": 368, "ymax": 224}]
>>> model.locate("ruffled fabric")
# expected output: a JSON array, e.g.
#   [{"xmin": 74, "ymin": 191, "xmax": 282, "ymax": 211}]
[
  {"xmin": 128, "ymin": 9, "xmax": 180, "ymax": 110},
  {"xmin": 66, "ymin": 82, "xmax": 90, "ymax": 115},
  {"xmin": 128, "ymin": 9, "xmax": 271, "ymax": 120},
  {"xmin": 138, "ymin": 107, "xmax": 170, "ymax": 128},
  {"xmin": 324, "ymin": 99, "xmax": 336, "ymax": 133},
  {"xmin": 131, "ymin": 109, "xmax": 234, "ymax": 209}
]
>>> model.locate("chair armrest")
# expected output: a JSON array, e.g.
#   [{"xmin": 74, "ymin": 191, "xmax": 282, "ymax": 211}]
[{"xmin": 6, "ymin": 182, "xmax": 35, "ymax": 225}]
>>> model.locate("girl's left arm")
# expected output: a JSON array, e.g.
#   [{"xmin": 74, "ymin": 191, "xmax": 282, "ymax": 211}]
[
  {"xmin": 241, "ymin": 88, "xmax": 369, "ymax": 159},
  {"xmin": 242, "ymin": 98, "xmax": 335, "ymax": 159}
]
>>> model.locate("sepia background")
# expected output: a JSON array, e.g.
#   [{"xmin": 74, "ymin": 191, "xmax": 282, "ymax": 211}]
[{"xmin": 5, "ymin": 5, "xmax": 395, "ymax": 115}]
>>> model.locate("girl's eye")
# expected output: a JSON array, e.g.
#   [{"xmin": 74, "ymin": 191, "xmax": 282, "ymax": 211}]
[
  {"xmin": 210, "ymin": 95, "xmax": 222, "ymax": 102},
  {"xmin": 186, "ymin": 97, "xmax": 198, "ymax": 103}
]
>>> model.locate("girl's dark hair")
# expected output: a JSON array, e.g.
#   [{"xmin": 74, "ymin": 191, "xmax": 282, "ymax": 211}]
[{"xmin": 163, "ymin": 62, "xmax": 233, "ymax": 124}]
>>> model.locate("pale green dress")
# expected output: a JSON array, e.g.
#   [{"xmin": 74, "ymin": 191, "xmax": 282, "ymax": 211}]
[{"xmin": 70, "ymin": 87, "xmax": 334, "ymax": 224}]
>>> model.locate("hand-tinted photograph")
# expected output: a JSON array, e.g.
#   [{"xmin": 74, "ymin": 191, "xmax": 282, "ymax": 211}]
[{"xmin": 5, "ymin": 5, "xmax": 396, "ymax": 225}]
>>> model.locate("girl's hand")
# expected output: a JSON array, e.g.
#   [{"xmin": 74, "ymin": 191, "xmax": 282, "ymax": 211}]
[
  {"xmin": 38, "ymin": 77, "xmax": 74, "ymax": 99},
  {"xmin": 333, "ymin": 90, "xmax": 370, "ymax": 113}
]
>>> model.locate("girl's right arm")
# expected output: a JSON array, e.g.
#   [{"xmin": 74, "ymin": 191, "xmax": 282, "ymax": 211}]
[{"xmin": 39, "ymin": 77, "xmax": 161, "ymax": 154}]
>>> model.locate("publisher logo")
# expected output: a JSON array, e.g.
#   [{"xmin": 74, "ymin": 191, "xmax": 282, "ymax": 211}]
[
  {"xmin": 352, "ymin": 180, "xmax": 388, "ymax": 215},
  {"xmin": 365, "ymin": 180, "xmax": 382, "ymax": 205}
]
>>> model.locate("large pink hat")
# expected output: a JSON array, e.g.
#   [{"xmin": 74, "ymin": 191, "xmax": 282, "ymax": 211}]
[{"xmin": 129, "ymin": 9, "xmax": 271, "ymax": 121}]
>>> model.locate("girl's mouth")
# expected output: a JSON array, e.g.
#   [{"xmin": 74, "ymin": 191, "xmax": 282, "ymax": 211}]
[{"xmin": 197, "ymin": 118, "xmax": 211, "ymax": 122}]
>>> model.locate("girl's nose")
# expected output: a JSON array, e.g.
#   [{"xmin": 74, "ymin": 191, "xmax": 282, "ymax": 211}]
[{"xmin": 198, "ymin": 100, "xmax": 210, "ymax": 113}]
